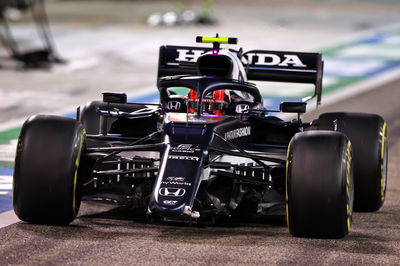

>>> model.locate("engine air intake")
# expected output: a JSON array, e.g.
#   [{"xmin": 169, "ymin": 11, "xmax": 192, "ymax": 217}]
[{"xmin": 197, "ymin": 54, "xmax": 232, "ymax": 77}]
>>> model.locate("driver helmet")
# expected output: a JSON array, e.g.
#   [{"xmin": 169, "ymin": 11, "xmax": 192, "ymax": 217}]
[{"xmin": 188, "ymin": 89, "xmax": 228, "ymax": 115}]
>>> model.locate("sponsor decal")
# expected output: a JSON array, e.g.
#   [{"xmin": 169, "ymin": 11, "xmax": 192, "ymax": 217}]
[
  {"xmin": 159, "ymin": 187, "xmax": 186, "ymax": 197},
  {"xmin": 162, "ymin": 176, "xmax": 192, "ymax": 186},
  {"xmin": 224, "ymin": 126, "xmax": 251, "ymax": 141},
  {"xmin": 167, "ymin": 101, "xmax": 181, "ymax": 111},
  {"xmin": 176, "ymin": 49, "xmax": 205, "ymax": 62},
  {"xmin": 166, "ymin": 176, "xmax": 186, "ymax": 182},
  {"xmin": 162, "ymin": 180, "xmax": 192, "ymax": 186},
  {"xmin": 161, "ymin": 176, "xmax": 192, "ymax": 187},
  {"xmin": 246, "ymin": 53, "xmax": 307, "ymax": 68},
  {"xmin": 167, "ymin": 155, "xmax": 199, "ymax": 161},
  {"xmin": 235, "ymin": 104, "xmax": 250, "ymax": 113},
  {"xmin": 163, "ymin": 200, "xmax": 178, "ymax": 206},
  {"xmin": 177, "ymin": 144, "xmax": 194, "ymax": 149},
  {"xmin": 175, "ymin": 49, "xmax": 307, "ymax": 68},
  {"xmin": 171, "ymin": 144, "xmax": 201, "ymax": 153}
]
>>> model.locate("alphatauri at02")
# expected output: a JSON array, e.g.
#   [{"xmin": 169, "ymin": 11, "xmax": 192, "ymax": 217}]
[{"xmin": 13, "ymin": 36, "xmax": 388, "ymax": 238}]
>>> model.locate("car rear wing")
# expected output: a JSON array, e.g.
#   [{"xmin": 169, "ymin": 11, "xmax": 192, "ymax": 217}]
[
  {"xmin": 243, "ymin": 50, "xmax": 323, "ymax": 105},
  {"xmin": 158, "ymin": 46, "xmax": 323, "ymax": 105}
]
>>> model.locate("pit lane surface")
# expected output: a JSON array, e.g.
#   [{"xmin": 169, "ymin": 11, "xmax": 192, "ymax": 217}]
[{"xmin": 0, "ymin": 79, "xmax": 399, "ymax": 265}]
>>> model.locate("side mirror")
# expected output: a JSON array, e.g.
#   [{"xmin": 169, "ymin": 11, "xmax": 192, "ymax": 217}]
[
  {"xmin": 102, "ymin": 92, "xmax": 127, "ymax": 104},
  {"xmin": 280, "ymin": 102, "xmax": 306, "ymax": 113}
]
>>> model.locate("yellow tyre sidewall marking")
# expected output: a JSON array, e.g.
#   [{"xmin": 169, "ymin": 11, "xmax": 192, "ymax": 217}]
[
  {"xmin": 73, "ymin": 129, "xmax": 86, "ymax": 217},
  {"xmin": 346, "ymin": 140, "xmax": 352, "ymax": 232},
  {"xmin": 12, "ymin": 136, "xmax": 21, "ymax": 205},
  {"xmin": 285, "ymin": 141, "xmax": 292, "ymax": 229},
  {"xmin": 380, "ymin": 122, "xmax": 387, "ymax": 203}
]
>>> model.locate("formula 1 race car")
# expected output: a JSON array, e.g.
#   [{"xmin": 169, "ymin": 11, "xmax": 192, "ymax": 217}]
[{"xmin": 13, "ymin": 36, "xmax": 388, "ymax": 238}]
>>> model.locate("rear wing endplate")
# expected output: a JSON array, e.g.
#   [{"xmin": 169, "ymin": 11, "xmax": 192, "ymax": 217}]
[{"xmin": 243, "ymin": 50, "xmax": 323, "ymax": 105}]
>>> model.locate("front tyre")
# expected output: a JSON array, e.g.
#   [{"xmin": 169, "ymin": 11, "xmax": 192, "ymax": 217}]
[
  {"xmin": 13, "ymin": 115, "xmax": 85, "ymax": 224},
  {"xmin": 286, "ymin": 131, "xmax": 353, "ymax": 238}
]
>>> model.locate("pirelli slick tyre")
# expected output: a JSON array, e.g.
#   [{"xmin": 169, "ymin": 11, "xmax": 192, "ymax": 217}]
[
  {"xmin": 13, "ymin": 115, "xmax": 85, "ymax": 224},
  {"xmin": 286, "ymin": 131, "xmax": 353, "ymax": 238},
  {"xmin": 317, "ymin": 112, "xmax": 388, "ymax": 212}
]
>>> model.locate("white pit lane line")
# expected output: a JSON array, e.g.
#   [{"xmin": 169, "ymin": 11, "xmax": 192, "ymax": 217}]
[
  {"xmin": 0, "ymin": 176, "xmax": 18, "ymax": 228},
  {"xmin": 0, "ymin": 175, "xmax": 12, "ymax": 190}
]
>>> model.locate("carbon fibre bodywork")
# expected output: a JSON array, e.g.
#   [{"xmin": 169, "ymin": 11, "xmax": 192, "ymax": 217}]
[{"xmin": 79, "ymin": 76, "xmax": 303, "ymax": 223}]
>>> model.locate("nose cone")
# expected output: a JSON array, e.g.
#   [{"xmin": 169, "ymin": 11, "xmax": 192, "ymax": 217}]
[{"xmin": 147, "ymin": 143, "xmax": 206, "ymax": 220}]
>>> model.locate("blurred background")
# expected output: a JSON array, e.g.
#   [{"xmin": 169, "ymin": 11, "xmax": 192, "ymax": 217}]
[{"xmin": 1, "ymin": 0, "xmax": 400, "ymax": 124}]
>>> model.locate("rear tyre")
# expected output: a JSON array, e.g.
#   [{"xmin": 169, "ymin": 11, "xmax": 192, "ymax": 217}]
[
  {"xmin": 13, "ymin": 115, "xmax": 85, "ymax": 224},
  {"xmin": 286, "ymin": 131, "xmax": 353, "ymax": 238},
  {"xmin": 317, "ymin": 112, "xmax": 387, "ymax": 212}
]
